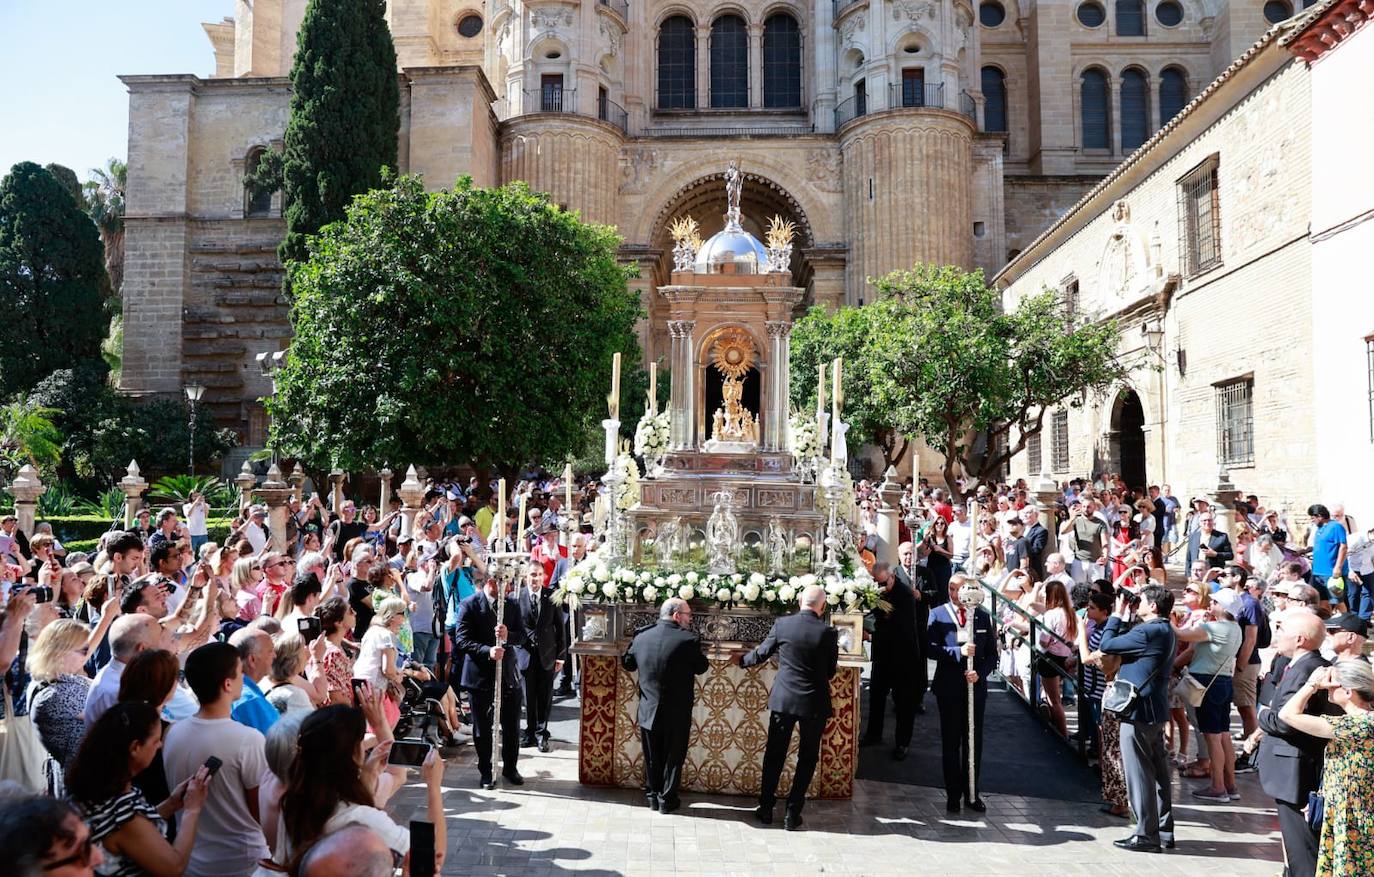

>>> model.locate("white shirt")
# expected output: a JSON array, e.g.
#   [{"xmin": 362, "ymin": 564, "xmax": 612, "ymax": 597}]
[
  {"xmin": 244, "ymin": 521, "xmax": 268, "ymax": 554},
  {"xmin": 163, "ymin": 715, "xmax": 270, "ymax": 877},
  {"xmin": 354, "ymin": 626, "xmax": 397, "ymax": 690},
  {"xmin": 183, "ymin": 500, "xmax": 209, "ymax": 537},
  {"xmin": 83, "ymin": 658, "xmax": 126, "ymax": 725},
  {"xmin": 1349, "ymin": 532, "xmax": 1374, "ymax": 576},
  {"xmin": 949, "ymin": 519, "xmax": 972, "ymax": 560}
]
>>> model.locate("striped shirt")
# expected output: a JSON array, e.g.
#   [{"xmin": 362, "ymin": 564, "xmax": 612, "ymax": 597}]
[
  {"xmin": 1083, "ymin": 617, "xmax": 1107, "ymax": 700},
  {"xmin": 81, "ymin": 787, "xmax": 166, "ymax": 877}
]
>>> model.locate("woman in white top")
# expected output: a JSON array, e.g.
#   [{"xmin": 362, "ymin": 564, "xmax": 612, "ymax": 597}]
[
  {"xmin": 353, "ymin": 597, "xmax": 407, "ymax": 731},
  {"xmin": 1034, "ymin": 579, "xmax": 1079, "ymax": 738},
  {"xmin": 275, "ymin": 704, "xmax": 445, "ymax": 875},
  {"xmin": 263, "ymin": 632, "xmax": 327, "ymax": 716}
]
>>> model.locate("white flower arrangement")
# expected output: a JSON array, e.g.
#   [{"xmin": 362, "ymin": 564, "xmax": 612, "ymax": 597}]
[
  {"xmin": 633, "ymin": 410, "xmax": 671, "ymax": 467},
  {"xmin": 550, "ymin": 552, "xmax": 885, "ymax": 614},
  {"xmin": 788, "ymin": 409, "xmax": 820, "ymax": 460},
  {"xmin": 612, "ymin": 451, "xmax": 641, "ymax": 510}
]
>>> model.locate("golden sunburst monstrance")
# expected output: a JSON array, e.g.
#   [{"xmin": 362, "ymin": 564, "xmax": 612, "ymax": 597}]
[{"xmin": 710, "ymin": 328, "xmax": 756, "ymax": 380}]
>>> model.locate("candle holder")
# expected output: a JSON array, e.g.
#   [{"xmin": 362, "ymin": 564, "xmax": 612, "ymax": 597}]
[{"xmin": 599, "ymin": 463, "xmax": 628, "ymax": 567}]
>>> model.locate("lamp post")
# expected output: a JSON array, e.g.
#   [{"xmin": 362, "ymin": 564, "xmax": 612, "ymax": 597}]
[{"xmin": 184, "ymin": 384, "xmax": 206, "ymax": 475}]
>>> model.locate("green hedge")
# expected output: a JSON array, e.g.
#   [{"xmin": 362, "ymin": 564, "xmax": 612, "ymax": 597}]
[{"xmin": 39, "ymin": 516, "xmax": 237, "ymax": 550}]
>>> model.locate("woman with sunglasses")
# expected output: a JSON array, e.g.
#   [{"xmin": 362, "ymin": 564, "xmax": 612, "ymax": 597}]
[
  {"xmin": 922, "ymin": 516, "xmax": 954, "ymax": 592},
  {"xmin": 65, "ymin": 700, "xmax": 212, "ymax": 877},
  {"xmin": 27, "ymin": 619, "xmax": 93, "ymax": 795},
  {"xmin": 1168, "ymin": 581, "xmax": 1211, "ymax": 768}
]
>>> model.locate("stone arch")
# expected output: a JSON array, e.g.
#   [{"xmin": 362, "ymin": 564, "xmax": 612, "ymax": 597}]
[
  {"xmin": 654, "ymin": 5, "xmax": 699, "ymax": 28},
  {"xmin": 1104, "ymin": 386, "xmax": 1148, "ymax": 492},
  {"xmin": 707, "ymin": 4, "xmax": 755, "ymax": 27}
]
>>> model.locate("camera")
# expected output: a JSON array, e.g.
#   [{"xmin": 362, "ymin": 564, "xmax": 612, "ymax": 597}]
[
  {"xmin": 28, "ymin": 585, "xmax": 53, "ymax": 603},
  {"xmin": 297, "ymin": 615, "xmax": 323, "ymax": 643}
]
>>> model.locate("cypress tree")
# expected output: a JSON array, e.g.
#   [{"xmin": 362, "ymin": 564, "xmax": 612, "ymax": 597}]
[
  {"xmin": 0, "ymin": 162, "xmax": 107, "ymax": 396},
  {"xmin": 277, "ymin": 0, "xmax": 399, "ymax": 268}
]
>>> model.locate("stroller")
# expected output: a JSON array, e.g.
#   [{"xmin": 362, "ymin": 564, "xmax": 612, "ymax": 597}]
[{"xmin": 392, "ymin": 662, "xmax": 464, "ymax": 749}]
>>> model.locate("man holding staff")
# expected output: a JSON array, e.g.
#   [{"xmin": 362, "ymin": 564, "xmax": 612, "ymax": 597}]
[{"xmin": 928, "ymin": 572, "xmax": 997, "ymax": 813}]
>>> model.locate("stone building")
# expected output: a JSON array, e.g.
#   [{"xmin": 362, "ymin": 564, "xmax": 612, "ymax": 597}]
[
  {"xmin": 995, "ymin": 0, "xmax": 1373, "ymax": 526},
  {"xmin": 119, "ymin": 0, "xmax": 1305, "ymax": 465}
]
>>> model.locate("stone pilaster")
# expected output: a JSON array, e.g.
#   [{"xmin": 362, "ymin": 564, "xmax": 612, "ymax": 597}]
[
  {"xmin": 766, "ymin": 321, "xmax": 792, "ymax": 451},
  {"xmin": 378, "ymin": 468, "xmax": 394, "ymax": 518},
  {"xmin": 398, "ymin": 466, "xmax": 426, "ymax": 540},
  {"xmin": 254, "ymin": 464, "xmax": 293, "ymax": 553},
  {"xmin": 235, "ymin": 462, "xmax": 257, "ymax": 516},
  {"xmin": 11, "ymin": 466, "xmax": 45, "ymax": 539},
  {"xmin": 120, "ymin": 461, "xmax": 148, "ymax": 530},
  {"xmin": 1033, "ymin": 471, "xmax": 1060, "ymax": 538}
]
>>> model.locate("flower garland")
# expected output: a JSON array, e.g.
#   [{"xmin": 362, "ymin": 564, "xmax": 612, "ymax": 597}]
[
  {"xmin": 551, "ymin": 554, "xmax": 884, "ymax": 615},
  {"xmin": 633, "ymin": 410, "xmax": 670, "ymax": 463}
]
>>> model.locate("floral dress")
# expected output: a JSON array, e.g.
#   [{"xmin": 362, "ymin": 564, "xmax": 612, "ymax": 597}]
[
  {"xmin": 371, "ymin": 589, "xmax": 413, "ymax": 657},
  {"xmin": 1317, "ymin": 711, "xmax": 1374, "ymax": 877}
]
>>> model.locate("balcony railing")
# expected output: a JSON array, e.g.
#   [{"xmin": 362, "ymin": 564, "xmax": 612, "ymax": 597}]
[
  {"xmin": 518, "ymin": 88, "xmax": 629, "ymax": 134},
  {"xmin": 835, "ymin": 81, "xmax": 978, "ymax": 129},
  {"xmin": 597, "ymin": 0, "xmax": 629, "ymax": 19}
]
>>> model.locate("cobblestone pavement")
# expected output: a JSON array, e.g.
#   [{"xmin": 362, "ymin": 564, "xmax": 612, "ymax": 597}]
[{"xmin": 387, "ymin": 736, "xmax": 1285, "ymax": 877}]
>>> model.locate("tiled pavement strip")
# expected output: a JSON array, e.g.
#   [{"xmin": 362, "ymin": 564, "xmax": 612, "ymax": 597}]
[{"xmin": 387, "ymin": 734, "xmax": 1284, "ymax": 877}]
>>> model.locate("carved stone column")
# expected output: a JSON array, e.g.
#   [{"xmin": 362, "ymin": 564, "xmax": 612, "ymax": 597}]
[
  {"xmin": 11, "ymin": 465, "xmax": 45, "ymax": 539},
  {"xmin": 234, "ymin": 462, "xmax": 256, "ymax": 517},
  {"xmin": 682, "ymin": 321, "xmax": 697, "ymax": 449},
  {"xmin": 668, "ymin": 320, "xmax": 686, "ymax": 449},
  {"xmin": 254, "ymin": 464, "xmax": 294, "ymax": 554},
  {"xmin": 1033, "ymin": 471, "xmax": 1060, "ymax": 538},
  {"xmin": 120, "ymin": 461, "xmax": 148, "ymax": 530},
  {"xmin": 378, "ymin": 468, "xmax": 394, "ymax": 518},
  {"xmin": 1210, "ymin": 470, "xmax": 1238, "ymax": 538},
  {"xmin": 876, "ymin": 465, "xmax": 902, "ymax": 567},
  {"xmin": 288, "ymin": 463, "xmax": 306, "ymax": 503},
  {"xmin": 398, "ymin": 466, "xmax": 426, "ymax": 540}
]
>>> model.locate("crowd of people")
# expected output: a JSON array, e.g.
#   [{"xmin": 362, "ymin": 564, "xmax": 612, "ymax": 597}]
[
  {"xmin": 0, "ymin": 475, "xmax": 595, "ymax": 876},
  {"xmin": 857, "ymin": 472, "xmax": 1372, "ymax": 873}
]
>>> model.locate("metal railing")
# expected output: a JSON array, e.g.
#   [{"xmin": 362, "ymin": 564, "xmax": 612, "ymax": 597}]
[
  {"xmin": 835, "ymin": 81, "xmax": 978, "ymax": 130},
  {"xmin": 644, "ymin": 124, "xmax": 815, "ymax": 138},
  {"xmin": 979, "ymin": 580, "xmax": 1093, "ymax": 761},
  {"xmin": 517, "ymin": 88, "xmax": 629, "ymax": 135},
  {"xmin": 598, "ymin": 0, "xmax": 629, "ymax": 20}
]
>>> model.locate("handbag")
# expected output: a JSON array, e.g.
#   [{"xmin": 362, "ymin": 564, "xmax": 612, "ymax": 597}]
[
  {"xmin": 1172, "ymin": 668, "xmax": 1221, "ymax": 708},
  {"xmin": 0, "ymin": 682, "xmax": 47, "ymax": 793},
  {"xmin": 1103, "ymin": 655, "xmax": 1166, "ymax": 717},
  {"xmin": 1307, "ymin": 764, "xmax": 1327, "ymax": 833}
]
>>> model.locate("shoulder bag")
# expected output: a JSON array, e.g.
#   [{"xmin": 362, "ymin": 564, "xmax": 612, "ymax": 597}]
[
  {"xmin": 1103, "ymin": 650, "xmax": 1167, "ymax": 717},
  {"xmin": 0, "ymin": 680, "xmax": 46, "ymax": 793}
]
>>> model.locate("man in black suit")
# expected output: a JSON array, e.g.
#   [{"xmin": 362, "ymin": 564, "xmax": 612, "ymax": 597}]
[
  {"xmin": 549, "ymin": 534, "xmax": 587, "ymax": 697},
  {"xmin": 621, "ymin": 598, "xmax": 709, "ymax": 813},
  {"xmin": 862, "ymin": 562, "xmax": 921, "ymax": 759},
  {"xmin": 739, "ymin": 585, "xmax": 839, "ymax": 831},
  {"xmin": 897, "ymin": 542, "xmax": 940, "ymax": 710},
  {"xmin": 1098, "ymin": 584, "xmax": 1177, "ymax": 853},
  {"xmin": 1186, "ymin": 508, "xmax": 1233, "ymax": 571},
  {"xmin": 517, "ymin": 564, "xmax": 566, "ymax": 752},
  {"xmin": 1257, "ymin": 610, "xmax": 1331, "ymax": 877},
  {"xmin": 1021, "ymin": 507, "xmax": 1049, "ymax": 582},
  {"xmin": 455, "ymin": 571, "xmax": 527, "ymax": 789},
  {"xmin": 927, "ymin": 572, "xmax": 998, "ymax": 813}
]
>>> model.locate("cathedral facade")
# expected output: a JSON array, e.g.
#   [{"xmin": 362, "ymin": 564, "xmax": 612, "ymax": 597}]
[{"xmin": 119, "ymin": 0, "xmax": 1294, "ymax": 452}]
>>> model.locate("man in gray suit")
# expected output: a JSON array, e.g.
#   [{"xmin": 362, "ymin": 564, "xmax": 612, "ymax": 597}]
[{"xmin": 1257, "ymin": 611, "xmax": 1332, "ymax": 877}]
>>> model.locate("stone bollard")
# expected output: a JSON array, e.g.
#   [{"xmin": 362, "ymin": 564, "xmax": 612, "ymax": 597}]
[
  {"xmin": 398, "ymin": 466, "xmax": 425, "ymax": 540},
  {"xmin": 1210, "ymin": 470, "xmax": 1238, "ymax": 540},
  {"xmin": 119, "ymin": 460, "xmax": 148, "ymax": 530},
  {"xmin": 255, "ymin": 464, "xmax": 294, "ymax": 554},
  {"xmin": 378, "ymin": 468, "xmax": 394, "ymax": 518},
  {"xmin": 1034, "ymin": 471, "xmax": 1060, "ymax": 539},
  {"xmin": 11, "ymin": 464, "xmax": 46, "ymax": 539},
  {"xmin": 875, "ymin": 465, "xmax": 902, "ymax": 567},
  {"xmin": 234, "ymin": 461, "xmax": 257, "ymax": 517},
  {"xmin": 330, "ymin": 469, "xmax": 346, "ymax": 515}
]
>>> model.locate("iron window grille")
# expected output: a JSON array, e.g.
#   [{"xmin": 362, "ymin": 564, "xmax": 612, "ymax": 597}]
[
  {"xmin": 1215, "ymin": 377, "xmax": 1255, "ymax": 467},
  {"xmin": 1027, "ymin": 432, "xmax": 1042, "ymax": 475},
  {"xmin": 762, "ymin": 14, "xmax": 802, "ymax": 109},
  {"xmin": 1051, "ymin": 410, "xmax": 1070, "ymax": 472},
  {"xmin": 657, "ymin": 16, "xmax": 696, "ymax": 109},
  {"xmin": 1081, "ymin": 69, "xmax": 1111, "ymax": 150},
  {"xmin": 710, "ymin": 16, "xmax": 749, "ymax": 108},
  {"xmin": 1060, "ymin": 276, "xmax": 1080, "ymax": 321},
  {"xmin": 1178, "ymin": 155, "xmax": 1222, "ymax": 277}
]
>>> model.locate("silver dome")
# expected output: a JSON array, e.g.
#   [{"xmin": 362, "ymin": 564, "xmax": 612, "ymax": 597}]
[{"xmin": 693, "ymin": 225, "xmax": 768, "ymax": 274}]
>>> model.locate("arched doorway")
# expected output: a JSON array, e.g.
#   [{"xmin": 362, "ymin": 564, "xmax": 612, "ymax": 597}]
[{"xmin": 1111, "ymin": 390, "xmax": 1147, "ymax": 492}]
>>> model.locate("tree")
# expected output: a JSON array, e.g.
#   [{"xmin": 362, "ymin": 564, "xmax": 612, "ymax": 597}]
[
  {"xmin": 0, "ymin": 162, "xmax": 107, "ymax": 397},
  {"xmin": 865, "ymin": 264, "xmax": 1129, "ymax": 499},
  {"xmin": 83, "ymin": 158, "xmax": 126, "ymax": 297},
  {"xmin": 789, "ymin": 305, "xmax": 911, "ymax": 470},
  {"xmin": 0, "ymin": 398, "xmax": 63, "ymax": 479},
  {"xmin": 268, "ymin": 175, "xmax": 641, "ymax": 476},
  {"xmin": 247, "ymin": 0, "xmax": 399, "ymax": 270}
]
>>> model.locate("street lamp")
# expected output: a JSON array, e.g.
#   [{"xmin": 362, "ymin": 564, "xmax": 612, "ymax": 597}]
[{"xmin": 184, "ymin": 383, "xmax": 206, "ymax": 475}]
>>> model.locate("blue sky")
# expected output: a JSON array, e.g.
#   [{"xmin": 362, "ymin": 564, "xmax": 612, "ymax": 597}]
[{"xmin": 0, "ymin": 0, "xmax": 231, "ymax": 180}]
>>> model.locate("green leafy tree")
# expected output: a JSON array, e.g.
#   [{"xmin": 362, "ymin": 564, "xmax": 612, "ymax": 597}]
[
  {"xmin": 268, "ymin": 175, "xmax": 641, "ymax": 477},
  {"xmin": 865, "ymin": 264, "xmax": 1128, "ymax": 499},
  {"xmin": 44, "ymin": 164, "xmax": 84, "ymax": 205},
  {"xmin": 246, "ymin": 0, "xmax": 399, "ymax": 270},
  {"xmin": 0, "ymin": 398, "xmax": 63, "ymax": 477},
  {"xmin": 83, "ymin": 158, "xmax": 127, "ymax": 299},
  {"xmin": 789, "ymin": 305, "xmax": 910, "ymax": 470},
  {"xmin": 0, "ymin": 163, "xmax": 108, "ymax": 396}
]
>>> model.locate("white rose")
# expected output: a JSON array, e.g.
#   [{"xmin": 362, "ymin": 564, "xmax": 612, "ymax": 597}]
[
  {"xmin": 743, "ymin": 583, "xmax": 761, "ymax": 601},
  {"xmin": 749, "ymin": 572, "xmax": 766, "ymax": 588},
  {"xmin": 685, "ymin": 571, "xmax": 699, "ymax": 584},
  {"xmin": 667, "ymin": 573, "xmax": 683, "ymax": 587},
  {"xmin": 788, "ymin": 576, "xmax": 801, "ymax": 589},
  {"xmin": 732, "ymin": 573, "xmax": 744, "ymax": 584},
  {"xmin": 732, "ymin": 589, "xmax": 744, "ymax": 602},
  {"xmin": 642, "ymin": 586, "xmax": 658, "ymax": 602},
  {"xmin": 779, "ymin": 585, "xmax": 796, "ymax": 602},
  {"xmin": 825, "ymin": 580, "xmax": 845, "ymax": 596},
  {"xmin": 826, "ymin": 593, "xmax": 840, "ymax": 606},
  {"xmin": 799, "ymin": 574, "xmax": 817, "ymax": 589},
  {"xmin": 679, "ymin": 584, "xmax": 695, "ymax": 601},
  {"xmin": 639, "ymin": 570, "xmax": 652, "ymax": 582},
  {"xmin": 844, "ymin": 589, "xmax": 859, "ymax": 607},
  {"xmin": 763, "ymin": 589, "xmax": 777, "ymax": 603},
  {"xmin": 592, "ymin": 565, "xmax": 610, "ymax": 583},
  {"xmin": 654, "ymin": 577, "xmax": 667, "ymax": 588},
  {"xmin": 716, "ymin": 587, "xmax": 732, "ymax": 602},
  {"xmin": 568, "ymin": 578, "xmax": 585, "ymax": 595},
  {"xmin": 601, "ymin": 581, "xmax": 618, "ymax": 598}
]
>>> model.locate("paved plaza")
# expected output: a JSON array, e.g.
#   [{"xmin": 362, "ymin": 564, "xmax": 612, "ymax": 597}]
[{"xmin": 390, "ymin": 691, "xmax": 1284, "ymax": 877}]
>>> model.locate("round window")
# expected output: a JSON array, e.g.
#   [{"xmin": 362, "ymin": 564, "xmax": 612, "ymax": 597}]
[
  {"xmin": 457, "ymin": 14, "xmax": 483, "ymax": 38},
  {"xmin": 979, "ymin": 1, "xmax": 1006, "ymax": 27},
  {"xmin": 1077, "ymin": 1, "xmax": 1106, "ymax": 27},
  {"xmin": 1155, "ymin": 1, "xmax": 1183, "ymax": 26},
  {"xmin": 1263, "ymin": 0, "xmax": 1292, "ymax": 23}
]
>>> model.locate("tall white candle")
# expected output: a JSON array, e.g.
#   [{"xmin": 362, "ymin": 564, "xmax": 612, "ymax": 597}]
[
  {"xmin": 648, "ymin": 361, "xmax": 657, "ymax": 417},
  {"xmin": 609, "ymin": 352, "xmax": 621, "ymax": 420},
  {"xmin": 496, "ymin": 478, "xmax": 507, "ymax": 547},
  {"xmin": 830, "ymin": 358, "xmax": 843, "ymax": 462}
]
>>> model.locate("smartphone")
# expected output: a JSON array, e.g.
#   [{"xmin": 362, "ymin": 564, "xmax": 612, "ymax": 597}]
[
  {"xmin": 387, "ymin": 740, "xmax": 432, "ymax": 768},
  {"xmin": 350, "ymin": 678, "xmax": 367, "ymax": 707},
  {"xmin": 410, "ymin": 820, "xmax": 436, "ymax": 877},
  {"xmin": 203, "ymin": 755, "xmax": 223, "ymax": 776},
  {"xmin": 297, "ymin": 615, "xmax": 323, "ymax": 643}
]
